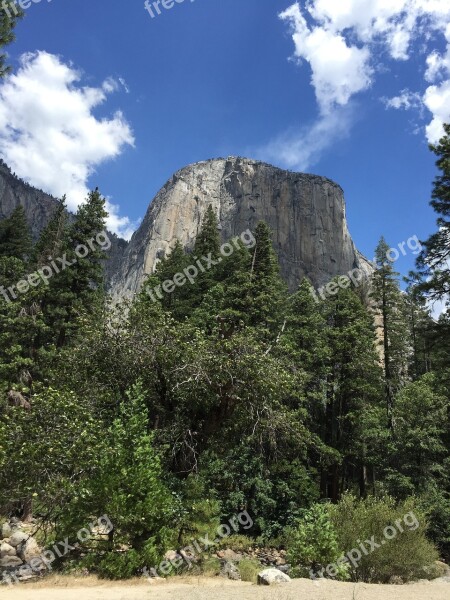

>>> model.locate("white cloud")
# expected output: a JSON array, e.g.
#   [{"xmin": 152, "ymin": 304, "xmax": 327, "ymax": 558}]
[
  {"xmin": 261, "ymin": 1, "xmax": 450, "ymax": 170},
  {"xmin": 424, "ymin": 79, "xmax": 450, "ymax": 143},
  {"xmin": 383, "ymin": 90, "xmax": 423, "ymax": 110},
  {"xmin": 0, "ymin": 52, "xmax": 135, "ymax": 238},
  {"xmin": 256, "ymin": 106, "xmax": 354, "ymax": 172},
  {"xmin": 280, "ymin": 3, "xmax": 372, "ymax": 113}
]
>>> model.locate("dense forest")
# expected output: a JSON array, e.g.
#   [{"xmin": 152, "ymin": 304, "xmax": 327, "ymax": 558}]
[
  {"xmin": 0, "ymin": 128, "xmax": 449, "ymax": 582},
  {"xmin": 0, "ymin": 7, "xmax": 449, "ymax": 586}
]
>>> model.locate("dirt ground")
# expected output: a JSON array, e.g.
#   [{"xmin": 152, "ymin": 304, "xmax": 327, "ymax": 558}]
[{"xmin": 1, "ymin": 576, "xmax": 449, "ymax": 600}]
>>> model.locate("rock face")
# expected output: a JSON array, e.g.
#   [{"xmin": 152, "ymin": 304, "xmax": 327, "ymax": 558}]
[
  {"xmin": 0, "ymin": 157, "xmax": 372, "ymax": 298},
  {"xmin": 0, "ymin": 160, "xmax": 58, "ymax": 241},
  {"xmin": 0, "ymin": 160, "xmax": 128, "ymax": 285},
  {"xmin": 109, "ymin": 157, "xmax": 372, "ymax": 298}
]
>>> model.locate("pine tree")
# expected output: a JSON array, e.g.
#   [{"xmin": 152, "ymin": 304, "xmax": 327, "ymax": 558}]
[
  {"xmin": 190, "ymin": 239, "xmax": 253, "ymax": 333},
  {"xmin": 416, "ymin": 123, "xmax": 450, "ymax": 303},
  {"xmin": 46, "ymin": 189, "xmax": 109, "ymax": 348},
  {"xmin": 247, "ymin": 221, "xmax": 287, "ymax": 333},
  {"xmin": 0, "ymin": 4, "xmax": 23, "ymax": 78},
  {"xmin": 371, "ymin": 237, "xmax": 410, "ymax": 428},
  {"xmin": 193, "ymin": 205, "xmax": 221, "ymax": 259},
  {"xmin": 403, "ymin": 288, "xmax": 433, "ymax": 379},
  {"xmin": 0, "ymin": 206, "xmax": 32, "ymax": 260},
  {"xmin": 33, "ymin": 197, "xmax": 67, "ymax": 267},
  {"xmin": 143, "ymin": 240, "xmax": 192, "ymax": 320},
  {"xmin": 282, "ymin": 278, "xmax": 329, "ymax": 407},
  {"xmin": 322, "ymin": 284, "xmax": 383, "ymax": 501}
]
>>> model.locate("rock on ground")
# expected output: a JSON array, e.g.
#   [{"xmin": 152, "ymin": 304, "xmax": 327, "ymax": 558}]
[{"xmin": 257, "ymin": 568, "xmax": 291, "ymax": 585}]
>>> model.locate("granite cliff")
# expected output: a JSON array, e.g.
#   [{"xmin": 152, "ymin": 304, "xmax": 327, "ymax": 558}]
[
  {"xmin": 0, "ymin": 157, "xmax": 372, "ymax": 296},
  {"xmin": 109, "ymin": 157, "xmax": 372, "ymax": 298}
]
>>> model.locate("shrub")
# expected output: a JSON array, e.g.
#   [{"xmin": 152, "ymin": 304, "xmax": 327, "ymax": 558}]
[
  {"xmin": 238, "ymin": 558, "xmax": 261, "ymax": 582},
  {"xmin": 201, "ymin": 557, "xmax": 221, "ymax": 577},
  {"xmin": 216, "ymin": 534, "xmax": 254, "ymax": 551},
  {"xmin": 418, "ymin": 487, "xmax": 450, "ymax": 560},
  {"xmin": 56, "ymin": 384, "xmax": 178, "ymax": 578},
  {"xmin": 286, "ymin": 503, "xmax": 349, "ymax": 580},
  {"xmin": 89, "ymin": 550, "xmax": 142, "ymax": 580},
  {"xmin": 331, "ymin": 494, "xmax": 439, "ymax": 583}
]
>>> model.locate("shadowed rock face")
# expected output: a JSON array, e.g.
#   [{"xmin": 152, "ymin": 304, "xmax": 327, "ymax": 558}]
[
  {"xmin": 0, "ymin": 161, "xmax": 58, "ymax": 240},
  {"xmin": 109, "ymin": 157, "xmax": 372, "ymax": 298},
  {"xmin": 0, "ymin": 161, "xmax": 127, "ymax": 284}
]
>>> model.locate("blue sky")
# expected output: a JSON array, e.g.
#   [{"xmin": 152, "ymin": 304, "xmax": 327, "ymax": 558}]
[{"xmin": 1, "ymin": 0, "xmax": 450, "ymax": 281}]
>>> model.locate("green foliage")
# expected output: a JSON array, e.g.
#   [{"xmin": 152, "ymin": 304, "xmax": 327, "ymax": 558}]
[
  {"xmin": 0, "ymin": 387, "xmax": 103, "ymax": 517},
  {"xmin": 175, "ymin": 475, "xmax": 221, "ymax": 547},
  {"xmin": 216, "ymin": 535, "xmax": 254, "ymax": 551},
  {"xmin": 415, "ymin": 123, "xmax": 450, "ymax": 303},
  {"xmin": 381, "ymin": 374, "xmax": 449, "ymax": 496},
  {"xmin": 0, "ymin": 203, "xmax": 448, "ymax": 584},
  {"xmin": 418, "ymin": 487, "xmax": 450, "ymax": 560},
  {"xmin": 0, "ymin": 5, "xmax": 23, "ymax": 77},
  {"xmin": 201, "ymin": 556, "xmax": 221, "ymax": 577},
  {"xmin": 0, "ymin": 206, "xmax": 32, "ymax": 260},
  {"xmin": 46, "ymin": 188, "xmax": 109, "ymax": 348},
  {"xmin": 286, "ymin": 503, "xmax": 349, "ymax": 579},
  {"xmin": 56, "ymin": 383, "xmax": 178, "ymax": 577},
  {"xmin": 238, "ymin": 558, "xmax": 261, "ymax": 582},
  {"xmin": 331, "ymin": 494, "xmax": 438, "ymax": 583},
  {"xmin": 371, "ymin": 237, "xmax": 410, "ymax": 428}
]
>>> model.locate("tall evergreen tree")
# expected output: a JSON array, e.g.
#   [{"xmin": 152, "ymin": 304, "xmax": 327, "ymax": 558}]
[
  {"xmin": 282, "ymin": 278, "xmax": 329, "ymax": 407},
  {"xmin": 193, "ymin": 205, "xmax": 221, "ymax": 259},
  {"xmin": 323, "ymin": 284, "xmax": 383, "ymax": 501},
  {"xmin": 416, "ymin": 123, "xmax": 450, "ymax": 303},
  {"xmin": 46, "ymin": 189, "xmax": 109, "ymax": 348},
  {"xmin": 247, "ymin": 221, "xmax": 287, "ymax": 333},
  {"xmin": 143, "ymin": 240, "xmax": 191, "ymax": 320},
  {"xmin": 33, "ymin": 198, "xmax": 67, "ymax": 267},
  {"xmin": 371, "ymin": 237, "xmax": 410, "ymax": 428},
  {"xmin": 0, "ymin": 206, "xmax": 32, "ymax": 260}
]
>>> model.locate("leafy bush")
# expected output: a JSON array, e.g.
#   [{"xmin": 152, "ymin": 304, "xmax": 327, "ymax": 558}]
[
  {"xmin": 56, "ymin": 384, "xmax": 179, "ymax": 578},
  {"xmin": 216, "ymin": 535, "xmax": 254, "ymax": 551},
  {"xmin": 86, "ymin": 550, "xmax": 142, "ymax": 580},
  {"xmin": 331, "ymin": 494, "xmax": 439, "ymax": 583},
  {"xmin": 238, "ymin": 558, "xmax": 261, "ymax": 582},
  {"xmin": 286, "ymin": 503, "xmax": 349, "ymax": 579},
  {"xmin": 201, "ymin": 557, "xmax": 221, "ymax": 577},
  {"xmin": 175, "ymin": 475, "xmax": 221, "ymax": 547},
  {"xmin": 418, "ymin": 487, "xmax": 450, "ymax": 560}
]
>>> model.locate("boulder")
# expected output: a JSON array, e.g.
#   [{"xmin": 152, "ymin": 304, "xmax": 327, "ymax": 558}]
[
  {"xmin": 18, "ymin": 537, "xmax": 41, "ymax": 562},
  {"xmin": 220, "ymin": 560, "xmax": 241, "ymax": 581},
  {"xmin": 218, "ymin": 549, "xmax": 243, "ymax": 562},
  {"xmin": 0, "ymin": 555, "xmax": 23, "ymax": 568},
  {"xmin": 9, "ymin": 531, "xmax": 29, "ymax": 547},
  {"xmin": 257, "ymin": 568, "xmax": 291, "ymax": 585},
  {"xmin": 1, "ymin": 522, "xmax": 12, "ymax": 538},
  {"xmin": 164, "ymin": 550, "xmax": 180, "ymax": 562},
  {"xmin": 0, "ymin": 542, "xmax": 16, "ymax": 558}
]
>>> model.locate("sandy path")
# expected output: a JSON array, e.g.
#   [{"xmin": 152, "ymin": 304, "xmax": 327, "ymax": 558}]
[{"xmin": 1, "ymin": 577, "xmax": 449, "ymax": 600}]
